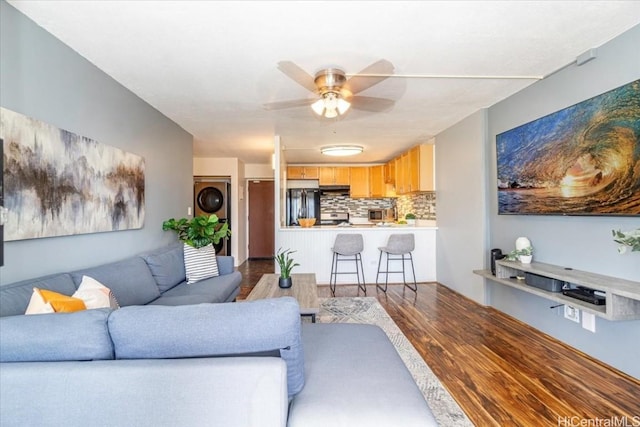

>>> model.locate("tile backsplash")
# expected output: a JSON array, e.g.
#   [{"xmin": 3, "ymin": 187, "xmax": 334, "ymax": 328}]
[
  {"xmin": 320, "ymin": 192, "xmax": 436, "ymax": 221},
  {"xmin": 396, "ymin": 192, "xmax": 436, "ymax": 220}
]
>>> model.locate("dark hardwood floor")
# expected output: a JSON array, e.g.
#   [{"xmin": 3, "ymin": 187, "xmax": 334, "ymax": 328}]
[{"xmin": 237, "ymin": 259, "xmax": 640, "ymax": 426}]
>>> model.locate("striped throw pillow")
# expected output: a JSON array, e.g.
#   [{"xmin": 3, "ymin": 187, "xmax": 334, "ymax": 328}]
[{"xmin": 183, "ymin": 243, "xmax": 219, "ymax": 284}]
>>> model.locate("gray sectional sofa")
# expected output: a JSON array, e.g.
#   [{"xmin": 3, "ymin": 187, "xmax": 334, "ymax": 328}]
[
  {"xmin": 0, "ymin": 243, "xmax": 241, "ymax": 317},
  {"xmin": 0, "ymin": 244, "xmax": 438, "ymax": 427}
]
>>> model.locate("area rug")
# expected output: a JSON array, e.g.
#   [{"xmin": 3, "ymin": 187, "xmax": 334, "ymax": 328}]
[{"xmin": 318, "ymin": 297, "xmax": 473, "ymax": 427}]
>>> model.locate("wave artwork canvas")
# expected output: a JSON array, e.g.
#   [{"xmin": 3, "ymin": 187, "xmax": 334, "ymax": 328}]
[
  {"xmin": 0, "ymin": 107, "xmax": 145, "ymax": 240},
  {"xmin": 496, "ymin": 79, "xmax": 640, "ymax": 216}
]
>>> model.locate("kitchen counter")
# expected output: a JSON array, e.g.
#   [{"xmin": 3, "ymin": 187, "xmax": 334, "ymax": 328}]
[
  {"xmin": 277, "ymin": 223, "xmax": 437, "ymax": 285},
  {"xmin": 284, "ymin": 224, "xmax": 435, "ymax": 230},
  {"xmin": 284, "ymin": 220, "xmax": 437, "ymax": 230}
]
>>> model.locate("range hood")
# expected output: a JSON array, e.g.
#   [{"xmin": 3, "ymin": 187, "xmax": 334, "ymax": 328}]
[{"xmin": 319, "ymin": 185, "xmax": 350, "ymax": 194}]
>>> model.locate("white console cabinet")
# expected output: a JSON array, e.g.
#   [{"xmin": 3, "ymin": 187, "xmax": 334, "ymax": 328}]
[{"xmin": 474, "ymin": 260, "xmax": 640, "ymax": 321}]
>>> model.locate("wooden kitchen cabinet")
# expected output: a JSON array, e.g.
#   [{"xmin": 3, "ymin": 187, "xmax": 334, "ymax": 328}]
[
  {"xmin": 349, "ymin": 167, "xmax": 370, "ymax": 198},
  {"xmin": 418, "ymin": 143, "xmax": 435, "ymax": 191},
  {"xmin": 319, "ymin": 167, "xmax": 350, "ymax": 185},
  {"xmin": 384, "ymin": 160, "xmax": 395, "ymax": 185},
  {"xmin": 369, "ymin": 165, "xmax": 385, "ymax": 198},
  {"xmin": 394, "ymin": 154, "xmax": 409, "ymax": 194},
  {"xmin": 334, "ymin": 167, "xmax": 350, "ymax": 185},
  {"xmin": 287, "ymin": 166, "xmax": 319, "ymax": 180},
  {"xmin": 394, "ymin": 144, "xmax": 435, "ymax": 194},
  {"xmin": 407, "ymin": 146, "xmax": 420, "ymax": 193}
]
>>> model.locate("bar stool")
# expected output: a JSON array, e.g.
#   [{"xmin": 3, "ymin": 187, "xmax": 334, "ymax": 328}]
[
  {"xmin": 330, "ymin": 234, "xmax": 367, "ymax": 297},
  {"xmin": 376, "ymin": 233, "xmax": 417, "ymax": 293}
]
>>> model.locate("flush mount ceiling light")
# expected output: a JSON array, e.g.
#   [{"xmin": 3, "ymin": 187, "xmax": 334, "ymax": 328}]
[
  {"xmin": 311, "ymin": 92, "xmax": 351, "ymax": 119},
  {"xmin": 320, "ymin": 145, "xmax": 363, "ymax": 157}
]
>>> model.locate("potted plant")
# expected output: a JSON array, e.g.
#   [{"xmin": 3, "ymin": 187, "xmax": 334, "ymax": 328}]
[
  {"xmin": 506, "ymin": 246, "xmax": 534, "ymax": 264},
  {"xmin": 405, "ymin": 213, "xmax": 416, "ymax": 226},
  {"xmin": 612, "ymin": 228, "xmax": 640, "ymax": 254},
  {"xmin": 275, "ymin": 248, "xmax": 299, "ymax": 288},
  {"xmin": 162, "ymin": 214, "xmax": 230, "ymax": 249}
]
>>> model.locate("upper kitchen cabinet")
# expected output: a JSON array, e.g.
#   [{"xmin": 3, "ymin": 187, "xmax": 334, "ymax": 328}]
[
  {"xmin": 287, "ymin": 166, "xmax": 319, "ymax": 180},
  {"xmin": 394, "ymin": 144, "xmax": 435, "ymax": 194},
  {"xmin": 418, "ymin": 144, "xmax": 435, "ymax": 192},
  {"xmin": 319, "ymin": 167, "xmax": 350, "ymax": 186},
  {"xmin": 394, "ymin": 154, "xmax": 407, "ymax": 194},
  {"xmin": 384, "ymin": 161, "xmax": 395, "ymax": 185},
  {"xmin": 349, "ymin": 167, "xmax": 370, "ymax": 198},
  {"xmin": 369, "ymin": 165, "xmax": 385, "ymax": 198}
]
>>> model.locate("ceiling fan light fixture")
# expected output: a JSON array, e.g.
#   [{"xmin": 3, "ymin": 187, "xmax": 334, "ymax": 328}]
[
  {"xmin": 311, "ymin": 92, "xmax": 350, "ymax": 118},
  {"xmin": 311, "ymin": 98, "xmax": 326, "ymax": 115},
  {"xmin": 337, "ymin": 97, "xmax": 351, "ymax": 115},
  {"xmin": 321, "ymin": 145, "xmax": 363, "ymax": 157}
]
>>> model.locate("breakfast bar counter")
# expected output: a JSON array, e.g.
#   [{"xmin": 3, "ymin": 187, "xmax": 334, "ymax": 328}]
[{"xmin": 277, "ymin": 222, "xmax": 437, "ymax": 285}]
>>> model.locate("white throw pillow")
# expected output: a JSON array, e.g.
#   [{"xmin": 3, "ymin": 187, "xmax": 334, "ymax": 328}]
[
  {"xmin": 24, "ymin": 288, "xmax": 55, "ymax": 315},
  {"xmin": 183, "ymin": 243, "xmax": 219, "ymax": 284},
  {"xmin": 73, "ymin": 276, "xmax": 120, "ymax": 309}
]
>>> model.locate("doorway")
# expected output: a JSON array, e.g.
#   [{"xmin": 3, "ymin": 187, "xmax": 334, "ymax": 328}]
[
  {"xmin": 248, "ymin": 180, "xmax": 274, "ymax": 259},
  {"xmin": 194, "ymin": 177, "xmax": 231, "ymax": 255}
]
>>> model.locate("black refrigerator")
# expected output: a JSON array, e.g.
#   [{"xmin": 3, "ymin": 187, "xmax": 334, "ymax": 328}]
[{"xmin": 286, "ymin": 189, "xmax": 321, "ymax": 226}]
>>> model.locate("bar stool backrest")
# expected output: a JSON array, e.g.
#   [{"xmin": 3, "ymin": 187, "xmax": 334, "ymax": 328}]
[
  {"xmin": 332, "ymin": 234, "xmax": 364, "ymax": 256},
  {"xmin": 384, "ymin": 234, "xmax": 415, "ymax": 255}
]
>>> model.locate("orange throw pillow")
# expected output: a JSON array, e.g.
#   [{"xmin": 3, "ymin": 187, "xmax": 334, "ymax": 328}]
[{"xmin": 37, "ymin": 288, "xmax": 86, "ymax": 313}]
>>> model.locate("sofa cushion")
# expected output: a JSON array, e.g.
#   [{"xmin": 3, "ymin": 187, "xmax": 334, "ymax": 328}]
[
  {"xmin": 183, "ymin": 244, "xmax": 219, "ymax": 284},
  {"xmin": 288, "ymin": 323, "xmax": 437, "ymax": 427},
  {"xmin": 151, "ymin": 271, "xmax": 241, "ymax": 305},
  {"xmin": 71, "ymin": 257, "xmax": 160, "ymax": 306},
  {"xmin": 108, "ymin": 297, "xmax": 305, "ymax": 396},
  {"xmin": 214, "ymin": 255, "xmax": 235, "ymax": 276},
  {"xmin": 0, "ymin": 308, "xmax": 114, "ymax": 362},
  {"xmin": 140, "ymin": 243, "xmax": 186, "ymax": 293},
  {"xmin": 0, "ymin": 273, "xmax": 77, "ymax": 317},
  {"xmin": 0, "ymin": 358, "xmax": 288, "ymax": 427}
]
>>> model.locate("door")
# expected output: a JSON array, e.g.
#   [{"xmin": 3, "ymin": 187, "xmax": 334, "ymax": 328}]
[{"xmin": 248, "ymin": 180, "xmax": 274, "ymax": 259}]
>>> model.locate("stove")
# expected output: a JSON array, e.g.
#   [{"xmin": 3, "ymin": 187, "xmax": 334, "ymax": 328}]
[{"xmin": 320, "ymin": 212, "xmax": 349, "ymax": 225}]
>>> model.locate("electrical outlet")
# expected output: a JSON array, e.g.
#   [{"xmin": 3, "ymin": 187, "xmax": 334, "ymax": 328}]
[
  {"xmin": 187, "ymin": 207, "xmax": 192, "ymax": 216},
  {"xmin": 582, "ymin": 312, "xmax": 596, "ymax": 333},
  {"xmin": 564, "ymin": 305, "xmax": 580, "ymax": 323}
]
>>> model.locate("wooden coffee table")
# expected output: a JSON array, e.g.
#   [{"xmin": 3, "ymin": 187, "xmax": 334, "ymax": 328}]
[{"xmin": 246, "ymin": 273, "xmax": 320, "ymax": 322}]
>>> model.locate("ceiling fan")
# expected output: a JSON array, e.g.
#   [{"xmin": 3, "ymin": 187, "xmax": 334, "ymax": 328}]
[{"xmin": 264, "ymin": 59, "xmax": 397, "ymax": 118}]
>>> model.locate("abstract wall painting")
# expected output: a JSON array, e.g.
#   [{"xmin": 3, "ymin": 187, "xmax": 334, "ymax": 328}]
[
  {"xmin": 0, "ymin": 107, "xmax": 145, "ymax": 241},
  {"xmin": 496, "ymin": 79, "xmax": 640, "ymax": 216}
]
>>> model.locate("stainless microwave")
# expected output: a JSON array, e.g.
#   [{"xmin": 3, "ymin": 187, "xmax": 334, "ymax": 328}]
[
  {"xmin": 369, "ymin": 208, "xmax": 396, "ymax": 222},
  {"xmin": 368, "ymin": 209, "xmax": 385, "ymax": 222}
]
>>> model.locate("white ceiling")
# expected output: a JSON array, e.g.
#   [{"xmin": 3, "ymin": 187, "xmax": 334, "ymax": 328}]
[{"xmin": 8, "ymin": 1, "xmax": 640, "ymax": 165}]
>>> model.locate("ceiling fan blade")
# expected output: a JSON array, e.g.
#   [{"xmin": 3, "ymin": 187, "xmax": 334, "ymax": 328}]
[
  {"xmin": 349, "ymin": 96, "xmax": 395, "ymax": 112},
  {"xmin": 277, "ymin": 61, "xmax": 317, "ymax": 93},
  {"xmin": 344, "ymin": 59, "xmax": 395, "ymax": 94},
  {"xmin": 263, "ymin": 98, "xmax": 315, "ymax": 111}
]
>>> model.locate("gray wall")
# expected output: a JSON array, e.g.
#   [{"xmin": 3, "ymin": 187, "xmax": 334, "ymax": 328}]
[
  {"xmin": 435, "ymin": 110, "xmax": 488, "ymax": 304},
  {"xmin": 486, "ymin": 25, "xmax": 640, "ymax": 378},
  {"xmin": 0, "ymin": 1, "xmax": 194, "ymax": 284}
]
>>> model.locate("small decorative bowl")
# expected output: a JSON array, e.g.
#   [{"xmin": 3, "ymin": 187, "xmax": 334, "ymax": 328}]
[{"xmin": 298, "ymin": 218, "xmax": 316, "ymax": 228}]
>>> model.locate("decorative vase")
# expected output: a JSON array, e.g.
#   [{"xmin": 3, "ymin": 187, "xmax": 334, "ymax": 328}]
[
  {"xmin": 515, "ymin": 237, "xmax": 531, "ymax": 251},
  {"xmin": 279, "ymin": 277, "xmax": 292, "ymax": 289},
  {"xmin": 519, "ymin": 255, "xmax": 533, "ymax": 264},
  {"xmin": 406, "ymin": 219, "xmax": 416, "ymax": 226}
]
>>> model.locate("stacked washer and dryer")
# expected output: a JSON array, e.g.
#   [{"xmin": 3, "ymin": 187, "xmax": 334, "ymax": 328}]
[{"xmin": 193, "ymin": 178, "xmax": 231, "ymax": 256}]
